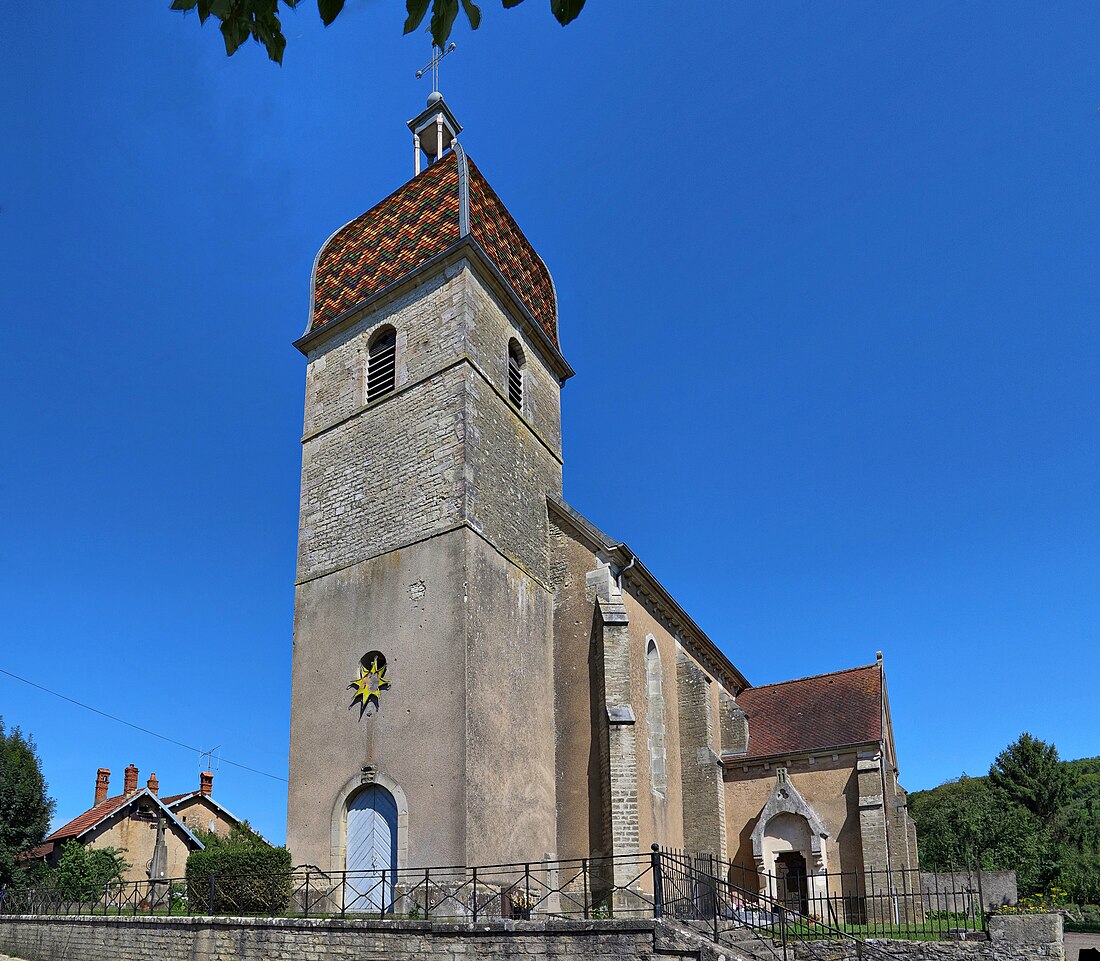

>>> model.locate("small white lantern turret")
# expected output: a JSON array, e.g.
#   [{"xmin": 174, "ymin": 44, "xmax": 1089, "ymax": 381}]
[{"xmin": 409, "ymin": 43, "xmax": 462, "ymax": 175}]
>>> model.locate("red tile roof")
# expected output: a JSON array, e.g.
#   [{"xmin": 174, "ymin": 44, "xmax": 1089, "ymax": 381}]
[
  {"xmin": 736, "ymin": 663, "xmax": 882, "ymax": 759},
  {"xmin": 44, "ymin": 792, "xmax": 136, "ymax": 843},
  {"xmin": 309, "ymin": 146, "xmax": 559, "ymax": 347}
]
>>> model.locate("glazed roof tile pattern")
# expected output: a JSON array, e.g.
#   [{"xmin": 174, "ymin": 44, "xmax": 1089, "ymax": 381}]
[
  {"xmin": 736, "ymin": 663, "xmax": 882, "ymax": 759},
  {"xmin": 465, "ymin": 158, "xmax": 558, "ymax": 346},
  {"xmin": 312, "ymin": 150, "xmax": 460, "ymax": 330},
  {"xmin": 309, "ymin": 147, "xmax": 558, "ymax": 347}
]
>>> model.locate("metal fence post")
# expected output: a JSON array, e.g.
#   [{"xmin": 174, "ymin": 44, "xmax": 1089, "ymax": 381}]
[
  {"xmin": 582, "ymin": 859, "xmax": 589, "ymax": 920},
  {"xmin": 303, "ymin": 869, "xmax": 310, "ymax": 919},
  {"xmin": 524, "ymin": 862, "xmax": 531, "ymax": 917},
  {"xmin": 472, "ymin": 866, "xmax": 478, "ymax": 923},
  {"xmin": 976, "ymin": 861, "xmax": 986, "ymax": 932},
  {"xmin": 208, "ymin": 872, "xmax": 216, "ymax": 917},
  {"xmin": 651, "ymin": 844, "xmax": 663, "ymax": 919},
  {"xmin": 425, "ymin": 867, "xmax": 431, "ymax": 920}
]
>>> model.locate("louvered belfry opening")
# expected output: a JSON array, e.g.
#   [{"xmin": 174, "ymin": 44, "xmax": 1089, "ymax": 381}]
[
  {"xmin": 367, "ymin": 328, "xmax": 397, "ymax": 402},
  {"xmin": 507, "ymin": 340, "xmax": 524, "ymax": 410}
]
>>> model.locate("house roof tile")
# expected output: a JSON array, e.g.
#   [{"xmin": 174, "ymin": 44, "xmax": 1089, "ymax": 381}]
[
  {"xmin": 44, "ymin": 792, "xmax": 138, "ymax": 843},
  {"xmin": 736, "ymin": 663, "xmax": 882, "ymax": 759}
]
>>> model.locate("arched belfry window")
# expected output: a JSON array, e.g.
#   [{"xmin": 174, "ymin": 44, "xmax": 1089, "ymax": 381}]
[
  {"xmin": 367, "ymin": 327, "xmax": 397, "ymax": 403},
  {"xmin": 645, "ymin": 638, "xmax": 668, "ymax": 800},
  {"xmin": 507, "ymin": 339, "xmax": 524, "ymax": 410}
]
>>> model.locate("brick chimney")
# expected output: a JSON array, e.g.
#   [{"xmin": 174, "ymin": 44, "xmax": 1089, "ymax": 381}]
[
  {"xmin": 123, "ymin": 763, "xmax": 139, "ymax": 794},
  {"xmin": 147, "ymin": 772, "xmax": 159, "ymax": 796},
  {"xmin": 95, "ymin": 768, "xmax": 111, "ymax": 806},
  {"xmin": 199, "ymin": 771, "xmax": 214, "ymax": 797}
]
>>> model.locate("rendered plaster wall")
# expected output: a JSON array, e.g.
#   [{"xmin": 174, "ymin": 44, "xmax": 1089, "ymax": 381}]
[
  {"xmin": 723, "ymin": 753, "xmax": 866, "ymax": 881},
  {"xmin": 286, "ymin": 531, "xmax": 469, "ymax": 870},
  {"xmin": 0, "ymin": 917, "xmax": 667, "ymax": 961},
  {"xmin": 72, "ymin": 810, "xmax": 193, "ymax": 885},
  {"xmin": 170, "ymin": 797, "xmax": 236, "ymax": 839},
  {"xmin": 620, "ymin": 587, "xmax": 688, "ymax": 856},
  {"xmin": 548, "ymin": 518, "xmax": 603, "ymax": 863},
  {"xmin": 461, "ymin": 530, "xmax": 558, "ymax": 867}
]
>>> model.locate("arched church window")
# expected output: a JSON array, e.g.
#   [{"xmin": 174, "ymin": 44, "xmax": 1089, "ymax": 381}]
[
  {"xmin": 507, "ymin": 339, "xmax": 524, "ymax": 410},
  {"xmin": 645, "ymin": 638, "xmax": 668, "ymax": 800},
  {"xmin": 367, "ymin": 327, "xmax": 397, "ymax": 402}
]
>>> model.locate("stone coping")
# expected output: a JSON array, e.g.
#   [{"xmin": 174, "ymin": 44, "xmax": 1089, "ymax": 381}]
[{"xmin": 0, "ymin": 914, "xmax": 657, "ymax": 936}]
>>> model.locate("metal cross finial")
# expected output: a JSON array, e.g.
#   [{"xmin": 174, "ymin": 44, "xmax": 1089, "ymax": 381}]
[{"xmin": 415, "ymin": 42, "xmax": 457, "ymax": 95}]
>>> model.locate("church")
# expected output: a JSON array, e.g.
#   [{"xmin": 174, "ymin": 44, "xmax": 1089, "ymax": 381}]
[{"xmin": 284, "ymin": 87, "xmax": 918, "ymax": 905}]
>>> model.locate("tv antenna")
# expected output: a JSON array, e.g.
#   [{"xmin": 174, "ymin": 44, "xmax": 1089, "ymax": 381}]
[{"xmin": 199, "ymin": 746, "xmax": 221, "ymax": 772}]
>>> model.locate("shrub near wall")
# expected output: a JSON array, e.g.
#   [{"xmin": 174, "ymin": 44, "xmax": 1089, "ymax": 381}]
[{"xmin": 185, "ymin": 844, "xmax": 292, "ymax": 915}]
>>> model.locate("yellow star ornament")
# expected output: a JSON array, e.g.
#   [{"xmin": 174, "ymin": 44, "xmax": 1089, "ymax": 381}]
[{"xmin": 349, "ymin": 656, "xmax": 390, "ymax": 714}]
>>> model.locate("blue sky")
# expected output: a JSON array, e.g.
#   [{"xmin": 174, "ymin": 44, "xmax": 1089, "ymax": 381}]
[{"xmin": 1, "ymin": 2, "xmax": 1098, "ymax": 849}]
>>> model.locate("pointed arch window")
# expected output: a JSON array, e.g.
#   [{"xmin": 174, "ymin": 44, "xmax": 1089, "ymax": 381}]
[
  {"xmin": 507, "ymin": 339, "xmax": 524, "ymax": 411},
  {"xmin": 367, "ymin": 327, "xmax": 397, "ymax": 402},
  {"xmin": 646, "ymin": 638, "xmax": 668, "ymax": 800}
]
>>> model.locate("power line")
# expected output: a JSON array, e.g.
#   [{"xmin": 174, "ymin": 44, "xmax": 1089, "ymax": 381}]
[{"xmin": 0, "ymin": 666, "xmax": 288, "ymax": 784}]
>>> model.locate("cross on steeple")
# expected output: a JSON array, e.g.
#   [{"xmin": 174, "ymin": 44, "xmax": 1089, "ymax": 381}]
[
  {"xmin": 415, "ymin": 42, "xmax": 456, "ymax": 99},
  {"xmin": 408, "ymin": 43, "xmax": 462, "ymax": 175}
]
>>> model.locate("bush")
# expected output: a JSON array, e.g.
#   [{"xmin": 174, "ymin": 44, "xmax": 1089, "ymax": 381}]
[
  {"xmin": 53, "ymin": 840, "xmax": 128, "ymax": 901},
  {"xmin": 185, "ymin": 826, "xmax": 291, "ymax": 915}
]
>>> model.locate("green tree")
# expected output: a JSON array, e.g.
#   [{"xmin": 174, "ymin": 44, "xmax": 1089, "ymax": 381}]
[
  {"xmin": 53, "ymin": 840, "xmax": 128, "ymax": 901},
  {"xmin": 169, "ymin": 0, "xmax": 587, "ymax": 64},
  {"xmin": 910, "ymin": 775, "xmax": 1058, "ymax": 894},
  {"xmin": 989, "ymin": 733, "xmax": 1074, "ymax": 824},
  {"xmin": 0, "ymin": 718, "xmax": 55, "ymax": 889}
]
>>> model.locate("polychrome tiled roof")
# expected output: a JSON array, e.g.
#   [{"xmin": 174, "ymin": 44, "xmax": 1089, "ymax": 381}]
[
  {"xmin": 736, "ymin": 663, "xmax": 882, "ymax": 759},
  {"xmin": 309, "ymin": 146, "xmax": 559, "ymax": 347}
]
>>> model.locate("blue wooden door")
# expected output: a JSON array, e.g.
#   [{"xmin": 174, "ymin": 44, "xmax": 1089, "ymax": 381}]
[{"xmin": 345, "ymin": 785, "xmax": 398, "ymax": 912}]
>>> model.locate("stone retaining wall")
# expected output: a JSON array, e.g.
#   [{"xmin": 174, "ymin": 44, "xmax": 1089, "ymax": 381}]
[
  {"xmin": 0, "ymin": 913, "xmax": 1064, "ymax": 961},
  {"xmin": 1, "ymin": 916, "xmax": 662, "ymax": 961}
]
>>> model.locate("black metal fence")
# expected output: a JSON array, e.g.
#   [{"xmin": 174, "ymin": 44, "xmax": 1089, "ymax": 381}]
[
  {"xmin": 1, "ymin": 845, "xmax": 987, "ymax": 957},
  {"xmin": 657, "ymin": 847, "xmax": 987, "ymax": 960},
  {"xmin": 0, "ymin": 853, "xmax": 658, "ymax": 922}
]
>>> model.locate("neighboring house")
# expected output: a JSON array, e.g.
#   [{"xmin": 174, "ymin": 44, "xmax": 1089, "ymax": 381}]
[{"xmin": 27, "ymin": 765, "xmax": 243, "ymax": 884}]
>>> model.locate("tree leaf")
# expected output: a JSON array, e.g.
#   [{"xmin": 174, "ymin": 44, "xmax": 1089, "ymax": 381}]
[
  {"xmin": 403, "ymin": 0, "xmax": 430, "ymax": 34},
  {"xmin": 460, "ymin": 0, "xmax": 481, "ymax": 30},
  {"xmin": 501, "ymin": 0, "xmax": 524, "ymax": 8},
  {"xmin": 317, "ymin": 0, "xmax": 345, "ymax": 26},
  {"xmin": 220, "ymin": 12, "xmax": 250, "ymax": 55},
  {"xmin": 169, "ymin": 0, "xmax": 200, "ymax": 11},
  {"xmin": 549, "ymin": 0, "xmax": 584, "ymax": 26},
  {"xmin": 429, "ymin": 0, "xmax": 459, "ymax": 47}
]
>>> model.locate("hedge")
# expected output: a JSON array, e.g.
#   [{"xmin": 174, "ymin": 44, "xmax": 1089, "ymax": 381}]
[{"xmin": 185, "ymin": 844, "xmax": 292, "ymax": 914}]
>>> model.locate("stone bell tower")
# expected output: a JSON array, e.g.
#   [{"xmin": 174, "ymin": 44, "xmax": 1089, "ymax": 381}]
[{"xmin": 285, "ymin": 87, "xmax": 574, "ymax": 874}]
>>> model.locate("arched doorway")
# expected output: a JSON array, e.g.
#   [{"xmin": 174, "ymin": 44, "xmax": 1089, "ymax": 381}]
[
  {"xmin": 345, "ymin": 784, "xmax": 398, "ymax": 912},
  {"xmin": 776, "ymin": 850, "xmax": 809, "ymax": 915}
]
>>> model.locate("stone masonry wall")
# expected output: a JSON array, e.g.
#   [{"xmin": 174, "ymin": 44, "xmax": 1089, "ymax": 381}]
[
  {"xmin": 0, "ymin": 914, "xmax": 1064, "ymax": 961},
  {"xmin": 787, "ymin": 915, "xmax": 1063, "ymax": 961},
  {"xmin": 297, "ymin": 259, "xmax": 563, "ymax": 584},
  {"xmin": 0, "ymin": 917, "xmax": 665, "ymax": 961},
  {"xmin": 676, "ymin": 655, "xmax": 725, "ymax": 859}
]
